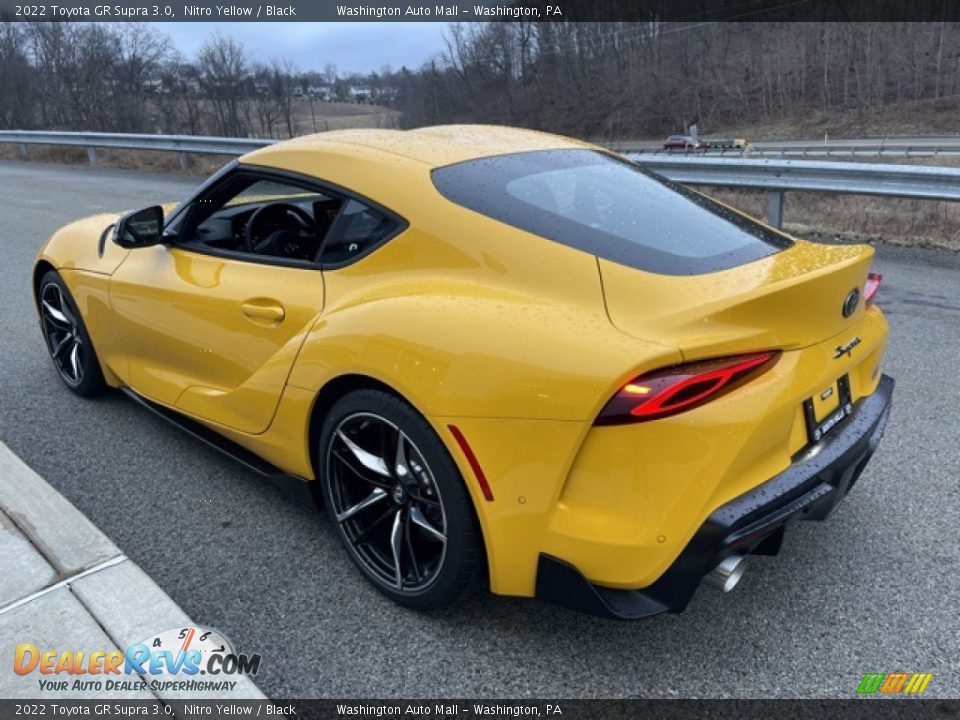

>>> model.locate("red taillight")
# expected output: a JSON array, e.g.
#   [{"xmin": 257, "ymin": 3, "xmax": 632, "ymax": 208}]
[
  {"xmin": 864, "ymin": 272, "xmax": 882, "ymax": 307},
  {"xmin": 595, "ymin": 352, "xmax": 779, "ymax": 425}
]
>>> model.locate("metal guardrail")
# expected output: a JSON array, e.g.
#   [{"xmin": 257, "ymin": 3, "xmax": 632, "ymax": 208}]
[
  {"xmin": 0, "ymin": 130, "xmax": 273, "ymax": 169},
  {"xmin": 614, "ymin": 138, "xmax": 960, "ymax": 158},
  {"xmin": 621, "ymin": 146, "xmax": 960, "ymax": 159},
  {"xmin": 626, "ymin": 154, "xmax": 960, "ymax": 227},
  {"xmin": 3, "ymin": 130, "xmax": 960, "ymax": 229}
]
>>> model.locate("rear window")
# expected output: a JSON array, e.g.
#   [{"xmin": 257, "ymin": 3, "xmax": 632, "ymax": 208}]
[{"xmin": 431, "ymin": 149, "xmax": 792, "ymax": 275}]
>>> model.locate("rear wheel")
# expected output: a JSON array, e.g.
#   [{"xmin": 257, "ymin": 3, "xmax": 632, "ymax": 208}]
[
  {"xmin": 319, "ymin": 389, "xmax": 485, "ymax": 610},
  {"xmin": 37, "ymin": 270, "xmax": 106, "ymax": 397}
]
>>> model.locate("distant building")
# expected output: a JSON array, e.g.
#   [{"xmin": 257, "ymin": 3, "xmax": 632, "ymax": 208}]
[{"xmin": 347, "ymin": 85, "xmax": 371, "ymax": 103}]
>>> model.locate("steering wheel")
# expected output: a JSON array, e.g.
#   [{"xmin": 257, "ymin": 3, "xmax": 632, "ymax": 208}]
[{"xmin": 243, "ymin": 202, "xmax": 316, "ymax": 256}]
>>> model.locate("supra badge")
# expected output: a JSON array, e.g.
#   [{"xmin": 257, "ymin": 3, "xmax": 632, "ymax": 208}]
[{"xmin": 834, "ymin": 336, "xmax": 862, "ymax": 359}]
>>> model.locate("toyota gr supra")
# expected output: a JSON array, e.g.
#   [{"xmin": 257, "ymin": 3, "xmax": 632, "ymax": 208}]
[{"xmin": 33, "ymin": 125, "xmax": 893, "ymax": 618}]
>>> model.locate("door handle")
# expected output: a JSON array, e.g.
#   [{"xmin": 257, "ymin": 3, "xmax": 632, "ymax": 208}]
[{"xmin": 240, "ymin": 299, "xmax": 285, "ymax": 324}]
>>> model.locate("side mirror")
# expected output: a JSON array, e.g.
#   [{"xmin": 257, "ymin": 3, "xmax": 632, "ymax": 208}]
[{"xmin": 113, "ymin": 206, "xmax": 165, "ymax": 249}]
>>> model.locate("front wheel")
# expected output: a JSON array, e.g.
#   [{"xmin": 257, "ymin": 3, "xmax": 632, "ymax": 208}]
[
  {"xmin": 37, "ymin": 270, "xmax": 106, "ymax": 397},
  {"xmin": 318, "ymin": 389, "xmax": 485, "ymax": 610}
]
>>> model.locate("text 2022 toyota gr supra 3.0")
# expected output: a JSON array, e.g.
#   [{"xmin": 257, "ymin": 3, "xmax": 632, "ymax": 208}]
[{"xmin": 33, "ymin": 125, "xmax": 894, "ymax": 618}]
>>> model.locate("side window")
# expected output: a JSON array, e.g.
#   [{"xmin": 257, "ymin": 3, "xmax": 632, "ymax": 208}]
[
  {"xmin": 185, "ymin": 175, "xmax": 344, "ymax": 263},
  {"xmin": 319, "ymin": 199, "xmax": 401, "ymax": 265}
]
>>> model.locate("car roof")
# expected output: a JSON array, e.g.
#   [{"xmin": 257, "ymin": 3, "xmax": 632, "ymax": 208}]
[{"xmin": 242, "ymin": 124, "xmax": 595, "ymax": 171}]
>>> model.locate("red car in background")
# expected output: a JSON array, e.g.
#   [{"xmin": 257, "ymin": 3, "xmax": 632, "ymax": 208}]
[{"xmin": 663, "ymin": 134, "xmax": 708, "ymax": 150}]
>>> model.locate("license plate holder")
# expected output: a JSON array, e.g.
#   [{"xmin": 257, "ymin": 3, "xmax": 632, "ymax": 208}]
[{"xmin": 803, "ymin": 374, "xmax": 853, "ymax": 443}]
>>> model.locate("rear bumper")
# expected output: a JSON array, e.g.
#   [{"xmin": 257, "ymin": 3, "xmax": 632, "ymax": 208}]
[{"xmin": 535, "ymin": 374, "xmax": 895, "ymax": 620}]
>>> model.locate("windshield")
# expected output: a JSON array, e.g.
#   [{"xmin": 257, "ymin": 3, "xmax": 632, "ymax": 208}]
[{"xmin": 431, "ymin": 149, "xmax": 792, "ymax": 275}]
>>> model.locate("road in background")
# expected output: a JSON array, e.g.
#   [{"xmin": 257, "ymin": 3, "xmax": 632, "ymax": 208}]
[
  {"xmin": 1, "ymin": 160, "xmax": 957, "ymax": 698},
  {"xmin": 614, "ymin": 135, "xmax": 960, "ymax": 157}
]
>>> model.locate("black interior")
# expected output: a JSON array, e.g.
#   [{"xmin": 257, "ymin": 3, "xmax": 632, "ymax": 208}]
[
  {"xmin": 179, "ymin": 171, "xmax": 402, "ymax": 265},
  {"xmin": 192, "ymin": 198, "xmax": 337, "ymax": 262}
]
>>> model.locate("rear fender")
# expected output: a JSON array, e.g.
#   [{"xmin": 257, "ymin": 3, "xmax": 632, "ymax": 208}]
[{"xmin": 286, "ymin": 290, "xmax": 681, "ymax": 422}]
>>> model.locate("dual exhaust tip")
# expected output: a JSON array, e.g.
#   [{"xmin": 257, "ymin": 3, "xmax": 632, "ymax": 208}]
[{"xmin": 705, "ymin": 554, "xmax": 747, "ymax": 593}]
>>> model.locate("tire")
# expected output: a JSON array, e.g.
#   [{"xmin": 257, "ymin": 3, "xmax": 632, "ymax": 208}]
[
  {"xmin": 318, "ymin": 388, "xmax": 485, "ymax": 611},
  {"xmin": 37, "ymin": 270, "xmax": 106, "ymax": 397}
]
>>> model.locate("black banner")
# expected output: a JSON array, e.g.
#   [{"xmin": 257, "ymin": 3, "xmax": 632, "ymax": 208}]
[
  {"xmin": 1, "ymin": 699, "xmax": 959, "ymax": 720},
  {"xmin": 4, "ymin": 0, "xmax": 960, "ymax": 23}
]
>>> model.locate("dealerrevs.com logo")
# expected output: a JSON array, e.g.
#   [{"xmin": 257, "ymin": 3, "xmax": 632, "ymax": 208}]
[{"xmin": 13, "ymin": 626, "xmax": 261, "ymax": 694}]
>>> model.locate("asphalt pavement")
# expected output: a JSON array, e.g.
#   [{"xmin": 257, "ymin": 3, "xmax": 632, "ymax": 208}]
[{"xmin": 0, "ymin": 159, "xmax": 957, "ymax": 699}]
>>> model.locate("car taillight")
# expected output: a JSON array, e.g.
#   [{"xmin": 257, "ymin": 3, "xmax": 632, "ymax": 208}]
[
  {"xmin": 864, "ymin": 272, "xmax": 882, "ymax": 307},
  {"xmin": 595, "ymin": 351, "xmax": 780, "ymax": 425}
]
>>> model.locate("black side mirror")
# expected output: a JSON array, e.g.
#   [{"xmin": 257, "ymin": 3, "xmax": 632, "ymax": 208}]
[{"xmin": 113, "ymin": 206, "xmax": 165, "ymax": 249}]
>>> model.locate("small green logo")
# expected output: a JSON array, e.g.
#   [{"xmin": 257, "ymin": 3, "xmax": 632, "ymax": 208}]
[{"xmin": 857, "ymin": 672, "xmax": 932, "ymax": 695}]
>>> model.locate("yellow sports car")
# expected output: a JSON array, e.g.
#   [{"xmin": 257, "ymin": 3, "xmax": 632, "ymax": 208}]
[{"xmin": 34, "ymin": 126, "xmax": 893, "ymax": 617}]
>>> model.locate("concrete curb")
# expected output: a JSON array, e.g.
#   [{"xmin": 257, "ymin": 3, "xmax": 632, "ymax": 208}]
[
  {"xmin": 0, "ymin": 441, "xmax": 266, "ymax": 701},
  {"xmin": 0, "ymin": 442, "xmax": 120, "ymax": 576}
]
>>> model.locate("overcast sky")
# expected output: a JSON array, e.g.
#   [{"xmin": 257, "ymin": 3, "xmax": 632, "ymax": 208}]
[{"xmin": 153, "ymin": 22, "xmax": 451, "ymax": 74}]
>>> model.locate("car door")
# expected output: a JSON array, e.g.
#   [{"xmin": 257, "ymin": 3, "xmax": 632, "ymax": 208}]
[{"xmin": 109, "ymin": 170, "xmax": 335, "ymax": 435}]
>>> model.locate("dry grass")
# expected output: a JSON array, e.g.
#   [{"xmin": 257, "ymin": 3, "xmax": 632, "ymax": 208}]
[
  {"xmin": 704, "ymin": 187, "xmax": 960, "ymax": 252},
  {"xmin": 288, "ymin": 100, "xmax": 400, "ymax": 134},
  {"xmin": 0, "ymin": 144, "xmax": 231, "ymax": 175},
  {"xmin": 609, "ymin": 97, "xmax": 960, "ymax": 148},
  {"xmin": 708, "ymin": 96, "xmax": 960, "ymax": 141}
]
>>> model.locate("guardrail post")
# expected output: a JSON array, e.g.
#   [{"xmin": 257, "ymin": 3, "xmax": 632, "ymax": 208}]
[
  {"xmin": 18, "ymin": 143, "xmax": 28, "ymax": 160},
  {"xmin": 178, "ymin": 152, "xmax": 189, "ymax": 171},
  {"xmin": 86, "ymin": 146, "xmax": 98, "ymax": 166},
  {"xmin": 767, "ymin": 190, "xmax": 786, "ymax": 229}
]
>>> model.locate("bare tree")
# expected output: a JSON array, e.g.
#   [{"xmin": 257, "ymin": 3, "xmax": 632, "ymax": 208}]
[
  {"xmin": 271, "ymin": 59, "xmax": 298, "ymax": 137},
  {"xmin": 113, "ymin": 24, "xmax": 173, "ymax": 132},
  {"xmin": 323, "ymin": 62, "xmax": 338, "ymax": 86},
  {"xmin": 0, "ymin": 23, "xmax": 35, "ymax": 128},
  {"xmin": 198, "ymin": 33, "xmax": 249, "ymax": 136}
]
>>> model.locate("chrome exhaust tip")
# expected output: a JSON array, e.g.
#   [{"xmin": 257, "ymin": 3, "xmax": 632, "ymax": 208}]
[{"xmin": 705, "ymin": 555, "xmax": 747, "ymax": 593}]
